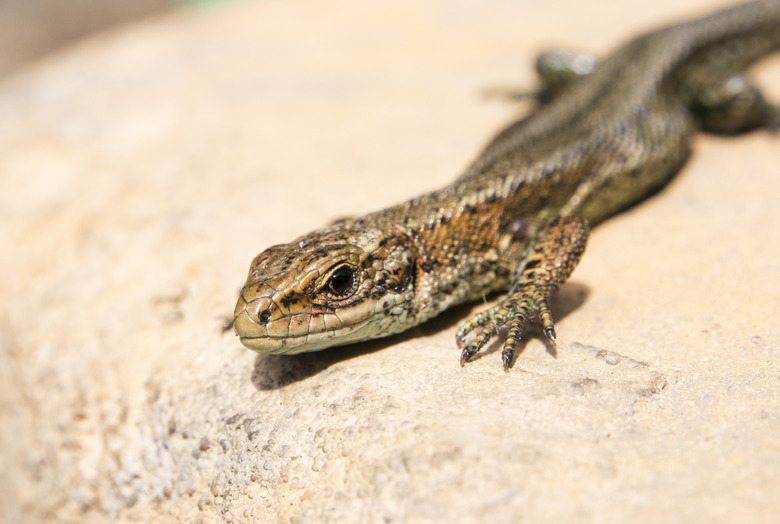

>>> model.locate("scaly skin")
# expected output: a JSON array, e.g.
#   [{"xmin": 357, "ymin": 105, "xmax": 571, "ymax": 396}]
[{"xmin": 233, "ymin": 0, "xmax": 780, "ymax": 370}]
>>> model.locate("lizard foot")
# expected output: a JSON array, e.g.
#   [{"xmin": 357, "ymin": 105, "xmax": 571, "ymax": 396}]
[{"xmin": 456, "ymin": 216, "xmax": 589, "ymax": 372}]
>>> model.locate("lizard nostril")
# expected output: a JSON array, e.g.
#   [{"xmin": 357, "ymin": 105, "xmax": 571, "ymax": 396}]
[
  {"xmin": 243, "ymin": 296, "xmax": 275, "ymax": 325},
  {"xmin": 258, "ymin": 310, "xmax": 272, "ymax": 324}
]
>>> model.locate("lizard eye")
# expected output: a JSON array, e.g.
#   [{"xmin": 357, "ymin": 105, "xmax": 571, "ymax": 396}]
[{"xmin": 327, "ymin": 265, "xmax": 357, "ymax": 297}]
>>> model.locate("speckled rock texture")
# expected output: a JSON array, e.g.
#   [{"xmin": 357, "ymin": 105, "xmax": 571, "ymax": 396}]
[{"xmin": 1, "ymin": 0, "xmax": 779, "ymax": 522}]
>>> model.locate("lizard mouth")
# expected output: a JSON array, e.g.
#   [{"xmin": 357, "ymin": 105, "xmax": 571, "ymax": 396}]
[
  {"xmin": 235, "ymin": 313, "xmax": 373, "ymax": 354},
  {"xmin": 233, "ymin": 295, "xmax": 376, "ymax": 354}
]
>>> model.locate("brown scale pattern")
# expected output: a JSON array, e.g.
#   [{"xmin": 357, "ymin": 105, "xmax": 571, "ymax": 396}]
[{"xmin": 234, "ymin": 0, "xmax": 780, "ymax": 367}]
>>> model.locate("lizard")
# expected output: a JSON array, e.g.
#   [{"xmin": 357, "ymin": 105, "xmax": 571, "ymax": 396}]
[{"xmin": 232, "ymin": 0, "xmax": 780, "ymax": 371}]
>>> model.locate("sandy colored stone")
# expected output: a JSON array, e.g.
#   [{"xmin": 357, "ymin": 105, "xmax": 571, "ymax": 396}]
[
  {"xmin": 0, "ymin": 0, "xmax": 172, "ymax": 78},
  {"xmin": 1, "ymin": 0, "xmax": 779, "ymax": 522}
]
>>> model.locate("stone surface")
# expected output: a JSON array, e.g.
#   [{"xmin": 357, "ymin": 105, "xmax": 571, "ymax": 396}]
[
  {"xmin": 0, "ymin": 0, "xmax": 172, "ymax": 78},
  {"xmin": 1, "ymin": 0, "xmax": 778, "ymax": 522}
]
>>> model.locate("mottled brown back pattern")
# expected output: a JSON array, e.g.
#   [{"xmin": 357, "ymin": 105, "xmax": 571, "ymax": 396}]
[{"xmin": 234, "ymin": 0, "xmax": 780, "ymax": 369}]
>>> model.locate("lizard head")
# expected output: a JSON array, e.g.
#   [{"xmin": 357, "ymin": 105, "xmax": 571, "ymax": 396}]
[{"xmin": 233, "ymin": 224, "xmax": 419, "ymax": 354}]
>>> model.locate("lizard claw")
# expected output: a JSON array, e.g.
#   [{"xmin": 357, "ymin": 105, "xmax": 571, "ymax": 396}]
[
  {"xmin": 455, "ymin": 217, "xmax": 588, "ymax": 370},
  {"xmin": 460, "ymin": 348, "xmax": 473, "ymax": 367}
]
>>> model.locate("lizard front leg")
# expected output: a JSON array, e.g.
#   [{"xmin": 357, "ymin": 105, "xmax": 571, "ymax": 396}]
[{"xmin": 456, "ymin": 216, "xmax": 589, "ymax": 372}]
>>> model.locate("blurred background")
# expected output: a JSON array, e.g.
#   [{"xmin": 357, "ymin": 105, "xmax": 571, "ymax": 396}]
[{"xmin": 0, "ymin": 0, "xmax": 227, "ymax": 79}]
